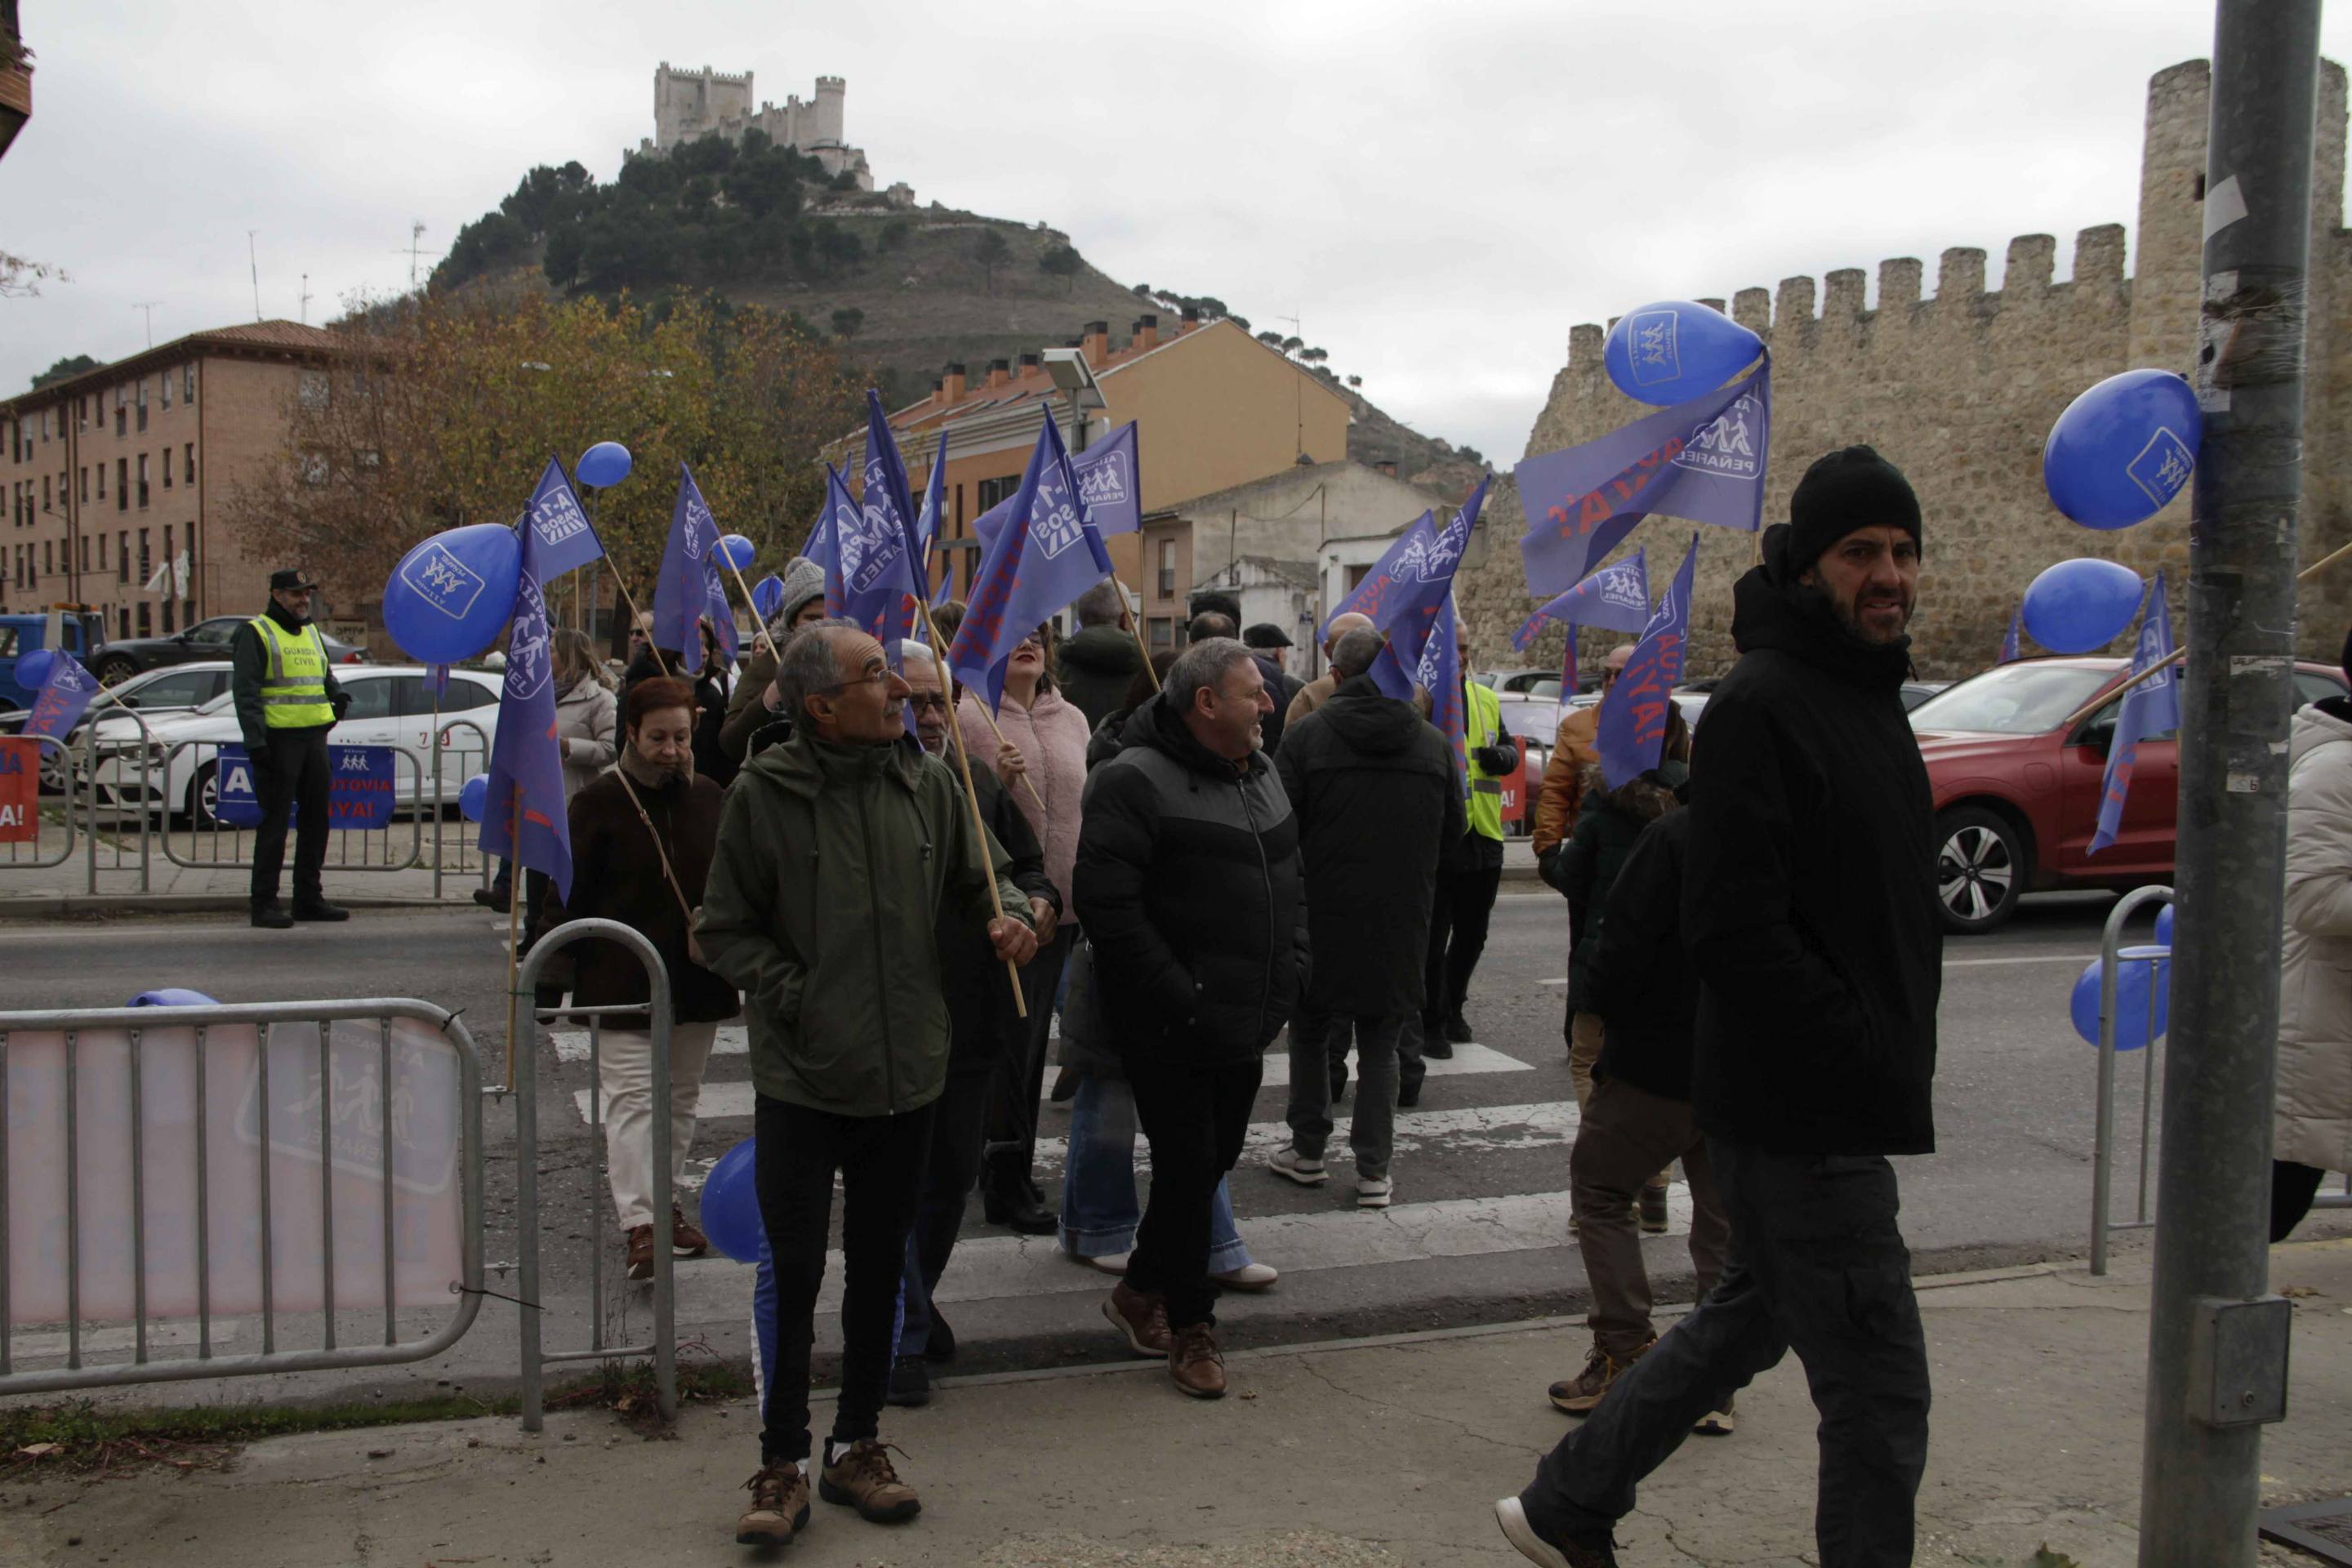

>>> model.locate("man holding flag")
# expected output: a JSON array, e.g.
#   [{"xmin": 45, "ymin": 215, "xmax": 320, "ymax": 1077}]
[{"xmin": 1500, "ymin": 446, "xmax": 1939, "ymax": 1568}]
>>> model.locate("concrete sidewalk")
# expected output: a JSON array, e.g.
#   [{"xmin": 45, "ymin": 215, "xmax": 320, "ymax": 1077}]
[{"xmin": 11, "ymin": 1240, "xmax": 2352, "ymax": 1567}]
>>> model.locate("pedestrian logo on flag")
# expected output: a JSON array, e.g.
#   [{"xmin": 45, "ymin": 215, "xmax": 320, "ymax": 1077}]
[
  {"xmin": 1513, "ymin": 550, "xmax": 1651, "ymax": 650},
  {"xmin": 398, "ymin": 539, "xmax": 490, "ymax": 622},
  {"xmin": 522, "ymin": 459, "xmax": 606, "ymax": 579},
  {"xmin": 529, "ymin": 481, "xmax": 591, "ymax": 554},
  {"xmin": 1595, "ymin": 534, "xmax": 1699, "ymax": 790},
  {"xmin": 1674, "ymin": 388, "xmax": 1764, "ymax": 483}
]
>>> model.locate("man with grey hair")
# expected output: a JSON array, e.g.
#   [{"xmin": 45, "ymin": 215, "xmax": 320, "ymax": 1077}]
[
  {"xmin": 1075, "ymin": 636, "xmax": 1306, "ymax": 1398},
  {"xmin": 1285, "ymin": 609, "xmax": 1377, "ymax": 732},
  {"xmin": 1058, "ymin": 581, "xmax": 1144, "ymax": 729},
  {"xmin": 700, "ymin": 620, "xmax": 1039, "ymax": 1545}
]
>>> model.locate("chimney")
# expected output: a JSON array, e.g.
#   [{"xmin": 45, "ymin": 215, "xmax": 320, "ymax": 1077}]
[
  {"xmin": 1018, "ymin": 350, "xmax": 1040, "ymax": 375},
  {"xmin": 930, "ymin": 377, "xmax": 945, "ymax": 407},
  {"xmin": 1082, "ymin": 320, "xmax": 1110, "ymax": 369},
  {"xmin": 1180, "ymin": 305, "xmax": 1200, "ymax": 335},
  {"xmin": 986, "ymin": 358, "xmax": 1011, "ymax": 390},
  {"xmin": 941, "ymin": 363, "xmax": 968, "ymax": 405},
  {"xmin": 1136, "ymin": 313, "xmax": 1160, "ymax": 351},
  {"xmin": 1376, "ymin": 460, "xmax": 1398, "ymax": 478}
]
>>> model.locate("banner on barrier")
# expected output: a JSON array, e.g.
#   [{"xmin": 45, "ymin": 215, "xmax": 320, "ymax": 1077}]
[
  {"xmin": 213, "ymin": 744, "xmax": 398, "ymax": 831},
  {"xmin": 0, "ymin": 737, "xmax": 36, "ymax": 843}
]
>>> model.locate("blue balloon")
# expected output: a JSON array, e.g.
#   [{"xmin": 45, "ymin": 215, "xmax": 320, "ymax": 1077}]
[
  {"xmin": 130, "ymin": 988, "xmax": 218, "ymax": 1008},
  {"xmin": 699, "ymin": 1137, "xmax": 763, "ymax": 1263},
  {"xmin": 1603, "ymin": 300, "xmax": 1765, "ymax": 407},
  {"xmin": 751, "ymin": 573, "xmax": 784, "ymax": 621},
  {"xmin": 14, "ymin": 648, "xmax": 56, "ymax": 688},
  {"xmin": 2155, "ymin": 902, "xmax": 2175, "ymax": 947},
  {"xmin": 383, "ymin": 524, "xmax": 521, "ymax": 665},
  {"xmin": 2021, "ymin": 558, "xmax": 2144, "ymax": 655},
  {"xmin": 2044, "ymin": 369, "xmax": 2202, "ymax": 530},
  {"xmin": 2070, "ymin": 946, "xmax": 2171, "ymax": 1050},
  {"xmin": 458, "ymin": 773, "xmax": 489, "ymax": 824},
  {"xmin": 577, "ymin": 441, "xmax": 633, "ymax": 488},
  {"xmin": 718, "ymin": 534, "xmax": 755, "ymax": 572}
]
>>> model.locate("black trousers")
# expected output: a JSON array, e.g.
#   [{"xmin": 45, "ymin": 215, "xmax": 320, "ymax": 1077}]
[
  {"xmin": 1125, "ymin": 1053, "xmax": 1263, "ymax": 1330},
  {"xmin": 2274, "ymin": 1159, "xmax": 2329, "ymax": 1244},
  {"xmin": 983, "ymin": 927, "xmax": 1075, "ymax": 1179},
  {"xmin": 754, "ymin": 1094, "xmax": 935, "ymax": 1464},
  {"xmin": 249, "ymin": 724, "xmax": 332, "ymax": 911},
  {"xmin": 1522, "ymin": 1138, "xmax": 1930, "ymax": 1568},
  {"xmin": 1424, "ymin": 857, "xmax": 1503, "ymax": 1027},
  {"xmin": 898, "ymin": 1066, "xmax": 996, "ymax": 1356}
]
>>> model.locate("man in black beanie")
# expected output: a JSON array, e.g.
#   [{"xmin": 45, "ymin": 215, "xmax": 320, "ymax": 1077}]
[{"xmin": 1499, "ymin": 445, "xmax": 1940, "ymax": 1568}]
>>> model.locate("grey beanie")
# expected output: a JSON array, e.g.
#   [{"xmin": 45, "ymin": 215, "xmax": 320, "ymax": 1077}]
[{"xmin": 776, "ymin": 555, "xmax": 827, "ymax": 630}]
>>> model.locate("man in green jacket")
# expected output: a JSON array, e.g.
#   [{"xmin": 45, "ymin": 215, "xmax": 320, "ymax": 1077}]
[{"xmin": 698, "ymin": 620, "xmax": 1036, "ymax": 1548}]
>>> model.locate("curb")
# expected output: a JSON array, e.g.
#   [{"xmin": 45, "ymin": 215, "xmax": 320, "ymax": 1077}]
[{"xmin": 0, "ymin": 893, "xmax": 474, "ymax": 923}]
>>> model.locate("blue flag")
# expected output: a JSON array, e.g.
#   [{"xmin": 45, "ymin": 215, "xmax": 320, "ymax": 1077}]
[
  {"xmin": 2088, "ymin": 574, "xmax": 2180, "ymax": 857},
  {"xmin": 1073, "ymin": 421, "xmax": 1142, "ymax": 536},
  {"xmin": 948, "ymin": 416, "xmax": 1116, "ymax": 710},
  {"xmin": 1516, "ymin": 361, "xmax": 1768, "ymax": 595},
  {"xmin": 1999, "ymin": 602, "xmax": 2024, "ymax": 665},
  {"xmin": 22, "ymin": 653, "xmax": 100, "ymax": 741},
  {"xmin": 480, "ymin": 512, "xmax": 589, "ymax": 901},
  {"xmin": 522, "ymin": 458, "xmax": 606, "ymax": 581},
  {"xmin": 1595, "ymin": 533, "xmax": 1699, "ymax": 790},
  {"xmin": 1415, "ymin": 591, "xmax": 1468, "ymax": 784},
  {"xmin": 803, "ymin": 478, "xmax": 849, "ymax": 620},
  {"xmin": 843, "ymin": 397, "xmax": 926, "ymax": 649},
  {"xmin": 1514, "ymin": 550, "xmax": 1650, "ymax": 650},
  {"xmin": 1326, "ymin": 477, "xmax": 1492, "ymax": 652},
  {"xmin": 653, "ymin": 465, "xmax": 737, "ymax": 675},
  {"xmin": 919, "ymin": 430, "xmax": 952, "ymax": 606}
]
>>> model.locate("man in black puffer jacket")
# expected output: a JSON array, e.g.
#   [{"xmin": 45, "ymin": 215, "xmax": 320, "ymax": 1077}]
[
  {"xmin": 1075, "ymin": 636, "xmax": 1305, "ymax": 1400},
  {"xmin": 1502, "ymin": 446, "xmax": 1940, "ymax": 1568}
]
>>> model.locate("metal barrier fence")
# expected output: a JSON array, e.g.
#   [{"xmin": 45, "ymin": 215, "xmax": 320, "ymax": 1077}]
[
  {"xmin": 1, "ymin": 733, "xmax": 76, "ymax": 870},
  {"xmin": 431, "ymin": 718, "xmax": 494, "ymax": 901},
  {"xmin": 2091, "ymin": 886, "xmax": 2172, "ymax": 1276},
  {"xmin": 511, "ymin": 918, "xmax": 677, "ymax": 1431},
  {"xmin": 154, "ymin": 737, "xmax": 430, "ymax": 874},
  {"xmin": 0, "ymin": 998, "xmax": 485, "ymax": 1396}
]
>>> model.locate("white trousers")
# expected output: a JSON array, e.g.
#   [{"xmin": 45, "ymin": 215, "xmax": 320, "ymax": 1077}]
[{"xmin": 596, "ymin": 1020, "xmax": 717, "ymax": 1230}]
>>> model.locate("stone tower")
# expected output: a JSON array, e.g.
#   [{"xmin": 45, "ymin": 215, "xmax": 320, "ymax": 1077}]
[{"xmin": 653, "ymin": 63, "xmax": 755, "ymax": 152}]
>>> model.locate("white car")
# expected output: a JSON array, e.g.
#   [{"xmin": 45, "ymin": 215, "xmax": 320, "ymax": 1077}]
[
  {"xmin": 87, "ymin": 664, "xmax": 504, "ymax": 825},
  {"xmin": 4, "ymin": 662, "xmax": 237, "ymax": 793}
]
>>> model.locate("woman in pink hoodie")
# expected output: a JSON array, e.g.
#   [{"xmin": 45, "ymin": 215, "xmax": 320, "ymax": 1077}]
[{"xmin": 956, "ymin": 623, "xmax": 1093, "ymax": 1232}]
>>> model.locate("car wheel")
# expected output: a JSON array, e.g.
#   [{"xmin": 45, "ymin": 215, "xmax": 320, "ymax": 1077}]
[
  {"xmin": 91, "ymin": 655, "xmax": 139, "ymax": 687},
  {"xmin": 1936, "ymin": 806, "xmax": 2024, "ymax": 934},
  {"xmin": 189, "ymin": 761, "xmax": 224, "ymax": 831}
]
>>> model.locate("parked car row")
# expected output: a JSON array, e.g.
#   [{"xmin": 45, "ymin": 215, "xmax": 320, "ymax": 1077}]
[{"xmin": 83, "ymin": 615, "xmax": 365, "ymax": 687}]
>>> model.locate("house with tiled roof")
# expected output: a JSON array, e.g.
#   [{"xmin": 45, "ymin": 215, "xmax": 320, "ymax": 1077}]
[
  {"xmin": 0, "ymin": 321, "xmax": 349, "ymax": 640},
  {"xmin": 853, "ymin": 310, "xmax": 1353, "ymax": 649}
]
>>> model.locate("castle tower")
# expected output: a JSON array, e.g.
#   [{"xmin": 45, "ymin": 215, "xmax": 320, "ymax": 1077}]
[
  {"xmin": 811, "ymin": 75, "xmax": 846, "ymax": 148},
  {"xmin": 653, "ymin": 61, "xmax": 755, "ymax": 153}
]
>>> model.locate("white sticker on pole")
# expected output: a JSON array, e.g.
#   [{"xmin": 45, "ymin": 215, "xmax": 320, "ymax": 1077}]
[{"xmin": 2203, "ymin": 174, "xmax": 2250, "ymax": 242}]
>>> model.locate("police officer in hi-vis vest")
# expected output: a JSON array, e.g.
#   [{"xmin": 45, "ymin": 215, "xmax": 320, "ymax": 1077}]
[{"xmin": 230, "ymin": 568, "xmax": 352, "ymax": 929}]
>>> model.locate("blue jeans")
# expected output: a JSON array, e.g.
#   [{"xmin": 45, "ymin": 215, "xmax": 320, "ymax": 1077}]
[{"xmin": 1057, "ymin": 1071, "xmax": 1252, "ymax": 1273}]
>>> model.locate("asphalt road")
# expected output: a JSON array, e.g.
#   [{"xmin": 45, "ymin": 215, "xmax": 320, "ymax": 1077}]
[{"xmin": 0, "ymin": 888, "xmax": 2155, "ymax": 1402}]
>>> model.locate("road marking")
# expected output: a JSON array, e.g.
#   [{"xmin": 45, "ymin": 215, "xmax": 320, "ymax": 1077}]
[
  {"xmin": 668, "ymin": 1180, "xmax": 1687, "ymax": 1319},
  {"xmin": 1944, "ymin": 954, "xmax": 2089, "ymax": 968},
  {"xmin": 568, "ymin": 1045, "xmax": 1537, "ymax": 1129}
]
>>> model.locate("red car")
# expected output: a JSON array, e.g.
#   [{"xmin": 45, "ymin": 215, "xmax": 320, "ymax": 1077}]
[{"xmin": 1910, "ymin": 656, "xmax": 2349, "ymax": 933}]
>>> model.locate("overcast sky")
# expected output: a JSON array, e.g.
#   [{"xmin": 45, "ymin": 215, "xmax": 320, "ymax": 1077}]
[{"xmin": 5, "ymin": 1, "xmax": 2348, "ymax": 465}]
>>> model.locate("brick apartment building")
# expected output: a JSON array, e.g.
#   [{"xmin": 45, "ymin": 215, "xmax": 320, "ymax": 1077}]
[{"xmin": 0, "ymin": 321, "xmax": 345, "ymax": 642}]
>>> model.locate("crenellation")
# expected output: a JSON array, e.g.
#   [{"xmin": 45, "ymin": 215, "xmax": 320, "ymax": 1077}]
[
  {"xmin": 646, "ymin": 60, "xmax": 877, "ymax": 191},
  {"xmin": 2073, "ymin": 225, "xmax": 2127, "ymax": 287},
  {"xmin": 1774, "ymin": 275, "xmax": 1816, "ymax": 331},
  {"xmin": 2005, "ymin": 234, "xmax": 2056, "ymax": 291},
  {"xmin": 1937, "ymin": 247, "xmax": 1987, "ymax": 300},
  {"xmin": 1823, "ymin": 269, "xmax": 1867, "ymax": 318},
  {"xmin": 1731, "ymin": 287, "xmax": 1771, "ymax": 334},
  {"xmin": 1567, "ymin": 323, "xmax": 1604, "ymax": 368},
  {"xmin": 1878, "ymin": 258, "xmax": 1922, "ymax": 310}
]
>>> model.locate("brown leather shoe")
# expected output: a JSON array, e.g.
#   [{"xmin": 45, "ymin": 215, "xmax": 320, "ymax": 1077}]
[
  {"xmin": 1168, "ymin": 1321, "xmax": 1227, "ymax": 1398},
  {"xmin": 671, "ymin": 1205, "xmax": 709, "ymax": 1258},
  {"xmin": 818, "ymin": 1439, "xmax": 920, "ymax": 1523},
  {"xmin": 626, "ymin": 1223, "xmax": 657, "ymax": 1282},
  {"xmin": 1548, "ymin": 1336, "xmax": 1654, "ymax": 1414},
  {"xmin": 736, "ymin": 1462, "xmax": 809, "ymax": 1546},
  {"xmin": 1103, "ymin": 1280, "xmax": 1171, "ymax": 1358}
]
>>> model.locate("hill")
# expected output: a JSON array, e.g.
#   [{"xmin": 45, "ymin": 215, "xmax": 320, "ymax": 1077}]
[{"xmin": 430, "ymin": 136, "xmax": 1483, "ymax": 495}]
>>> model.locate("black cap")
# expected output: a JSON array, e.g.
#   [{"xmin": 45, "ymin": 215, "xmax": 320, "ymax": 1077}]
[
  {"xmin": 270, "ymin": 568, "xmax": 319, "ymax": 593},
  {"xmin": 1243, "ymin": 622, "xmax": 1293, "ymax": 649},
  {"xmin": 1787, "ymin": 446, "xmax": 1922, "ymax": 570}
]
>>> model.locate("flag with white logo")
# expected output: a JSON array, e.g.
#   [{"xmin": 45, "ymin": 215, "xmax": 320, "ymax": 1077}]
[{"xmin": 948, "ymin": 416, "xmax": 1115, "ymax": 711}]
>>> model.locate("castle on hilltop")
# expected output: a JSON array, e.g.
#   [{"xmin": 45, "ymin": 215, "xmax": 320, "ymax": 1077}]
[
  {"xmin": 643, "ymin": 62, "xmax": 875, "ymax": 190},
  {"xmin": 1452, "ymin": 57, "xmax": 2352, "ymax": 679}
]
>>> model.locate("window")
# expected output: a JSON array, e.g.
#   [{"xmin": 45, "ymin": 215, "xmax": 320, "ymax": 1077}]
[
  {"xmin": 185, "ymin": 366, "xmax": 197, "ymax": 403},
  {"xmin": 136, "ymin": 602, "xmax": 151, "ymax": 637},
  {"xmin": 78, "ymin": 467, "xmax": 87, "ymax": 503},
  {"xmin": 118, "ymin": 608, "xmax": 129, "ymax": 639},
  {"xmin": 77, "ymin": 396, "xmax": 87, "ymax": 431},
  {"xmin": 96, "ymin": 463, "xmax": 105, "ymax": 501},
  {"xmin": 298, "ymin": 372, "xmax": 330, "ymax": 412},
  {"xmin": 299, "ymin": 451, "xmax": 328, "ymax": 487},
  {"xmin": 124, "ymin": 670, "xmax": 216, "ymax": 708},
  {"xmin": 185, "ymin": 443, "xmax": 195, "ymax": 486},
  {"xmin": 116, "ymin": 458, "xmax": 127, "ymax": 510},
  {"xmin": 116, "ymin": 532, "xmax": 128, "ymax": 581},
  {"xmin": 96, "ymin": 533, "xmax": 105, "ymax": 569},
  {"xmin": 42, "ymin": 541, "xmax": 51, "ymax": 574},
  {"xmin": 336, "ymin": 676, "xmax": 397, "ymax": 723},
  {"xmin": 1156, "ymin": 539, "xmax": 1175, "ymax": 599},
  {"xmin": 185, "ymin": 617, "xmax": 238, "ymax": 648},
  {"xmin": 136, "ymin": 380, "xmax": 148, "ymax": 433},
  {"xmin": 1147, "ymin": 616, "xmax": 1174, "ymax": 651},
  {"xmin": 114, "ymin": 388, "xmax": 126, "ymax": 438},
  {"xmin": 160, "ymin": 370, "xmax": 172, "ymax": 410},
  {"xmin": 138, "ymin": 528, "xmax": 150, "ymax": 586},
  {"xmin": 79, "ymin": 537, "xmax": 89, "ymax": 573},
  {"xmin": 41, "ymin": 475, "xmax": 50, "ymax": 511},
  {"xmin": 163, "ymin": 452, "xmax": 172, "ymax": 489},
  {"xmin": 136, "ymin": 454, "xmax": 149, "ymax": 509}
]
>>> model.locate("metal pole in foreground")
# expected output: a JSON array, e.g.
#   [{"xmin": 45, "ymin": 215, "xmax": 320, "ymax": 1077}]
[{"xmin": 2138, "ymin": 7, "xmax": 2319, "ymax": 1563}]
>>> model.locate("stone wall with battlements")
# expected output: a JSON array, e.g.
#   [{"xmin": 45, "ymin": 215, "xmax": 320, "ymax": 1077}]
[
  {"xmin": 647, "ymin": 63, "xmax": 872, "ymax": 190},
  {"xmin": 1453, "ymin": 59, "xmax": 2352, "ymax": 684}
]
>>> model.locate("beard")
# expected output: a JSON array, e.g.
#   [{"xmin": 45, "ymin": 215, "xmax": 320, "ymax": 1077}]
[{"xmin": 1830, "ymin": 589, "xmax": 1913, "ymax": 646}]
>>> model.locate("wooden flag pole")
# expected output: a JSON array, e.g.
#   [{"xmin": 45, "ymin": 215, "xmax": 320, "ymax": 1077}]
[
  {"xmin": 911, "ymin": 596, "xmax": 1028, "ymax": 1019},
  {"xmin": 608, "ymin": 569, "xmax": 675, "ymax": 680},
  {"xmin": 966, "ymin": 692, "xmax": 1049, "ymax": 814},
  {"xmin": 719, "ymin": 553, "xmax": 785, "ymax": 662},
  {"xmin": 1116, "ymin": 579, "xmax": 1160, "ymax": 691}
]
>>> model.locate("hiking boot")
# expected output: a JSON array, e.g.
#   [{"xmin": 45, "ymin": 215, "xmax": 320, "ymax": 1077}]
[
  {"xmin": 1548, "ymin": 1337, "xmax": 1653, "ymax": 1414},
  {"xmin": 1693, "ymin": 1392, "xmax": 1736, "ymax": 1437},
  {"xmin": 1103, "ymin": 1280, "xmax": 1171, "ymax": 1357},
  {"xmin": 292, "ymin": 899, "xmax": 350, "ymax": 922},
  {"xmin": 1356, "ymin": 1175, "xmax": 1394, "ymax": 1209},
  {"xmin": 671, "ymin": 1205, "xmax": 709, "ymax": 1258},
  {"xmin": 1267, "ymin": 1147, "xmax": 1328, "ymax": 1186},
  {"xmin": 819, "ymin": 1438, "xmax": 920, "ymax": 1523},
  {"xmin": 924, "ymin": 1306, "xmax": 956, "ymax": 1363},
  {"xmin": 626, "ymin": 1223, "xmax": 657, "ymax": 1282},
  {"xmin": 736, "ymin": 1462, "xmax": 809, "ymax": 1547},
  {"xmin": 1443, "ymin": 1012, "xmax": 1474, "ymax": 1045},
  {"xmin": 1168, "ymin": 1321, "xmax": 1227, "ymax": 1399},
  {"xmin": 1638, "ymin": 1181, "xmax": 1669, "ymax": 1235},
  {"xmin": 252, "ymin": 902, "xmax": 295, "ymax": 930},
  {"xmin": 1495, "ymin": 1496, "xmax": 1618, "ymax": 1566},
  {"xmin": 885, "ymin": 1353, "xmax": 930, "ymax": 1408}
]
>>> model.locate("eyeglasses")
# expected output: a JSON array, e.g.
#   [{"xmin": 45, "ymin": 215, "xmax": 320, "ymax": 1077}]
[
  {"xmin": 818, "ymin": 670, "xmax": 893, "ymax": 695},
  {"xmin": 903, "ymin": 693, "xmax": 951, "ymax": 715}
]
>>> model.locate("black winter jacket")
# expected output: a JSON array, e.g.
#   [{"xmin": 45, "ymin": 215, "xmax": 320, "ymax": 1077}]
[
  {"xmin": 1587, "ymin": 809, "xmax": 1699, "ymax": 1102},
  {"xmin": 939, "ymin": 748, "xmax": 1058, "ymax": 1076},
  {"xmin": 1562, "ymin": 761, "xmax": 1686, "ymax": 1015},
  {"xmin": 1058, "ymin": 625, "xmax": 1144, "ymax": 732},
  {"xmin": 1685, "ymin": 526, "xmax": 1942, "ymax": 1156},
  {"xmin": 1073, "ymin": 693, "xmax": 1307, "ymax": 1067},
  {"xmin": 1275, "ymin": 677, "xmax": 1463, "ymax": 1017}
]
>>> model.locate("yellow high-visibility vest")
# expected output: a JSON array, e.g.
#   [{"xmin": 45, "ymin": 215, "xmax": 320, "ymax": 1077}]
[
  {"xmin": 250, "ymin": 617, "xmax": 336, "ymax": 728},
  {"xmin": 1463, "ymin": 680, "xmax": 1507, "ymax": 841}
]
